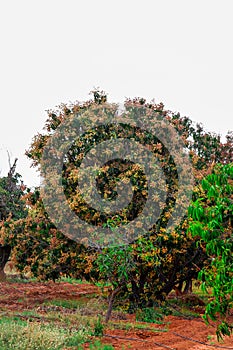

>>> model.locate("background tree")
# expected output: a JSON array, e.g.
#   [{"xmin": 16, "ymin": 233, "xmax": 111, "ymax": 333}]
[{"xmin": 0, "ymin": 158, "xmax": 27, "ymax": 280}]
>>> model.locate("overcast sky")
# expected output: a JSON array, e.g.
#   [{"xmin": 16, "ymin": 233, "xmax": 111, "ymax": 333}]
[{"xmin": 0, "ymin": 0, "xmax": 232, "ymax": 187}]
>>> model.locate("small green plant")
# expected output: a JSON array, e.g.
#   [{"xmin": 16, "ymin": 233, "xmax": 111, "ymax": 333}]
[
  {"xmin": 92, "ymin": 315, "xmax": 104, "ymax": 336},
  {"xmin": 136, "ymin": 307, "xmax": 164, "ymax": 324}
]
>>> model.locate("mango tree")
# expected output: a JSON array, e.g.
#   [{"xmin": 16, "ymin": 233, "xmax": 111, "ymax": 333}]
[
  {"xmin": 2, "ymin": 91, "xmax": 232, "ymax": 325},
  {"xmin": 188, "ymin": 163, "xmax": 233, "ymax": 338}
]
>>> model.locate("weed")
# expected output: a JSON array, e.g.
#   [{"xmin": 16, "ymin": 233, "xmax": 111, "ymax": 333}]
[
  {"xmin": 92, "ymin": 315, "xmax": 104, "ymax": 336},
  {"xmin": 136, "ymin": 307, "xmax": 164, "ymax": 324}
]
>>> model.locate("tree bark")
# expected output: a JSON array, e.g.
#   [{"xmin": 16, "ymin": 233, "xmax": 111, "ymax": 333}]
[{"xmin": 105, "ymin": 286, "xmax": 121, "ymax": 323}]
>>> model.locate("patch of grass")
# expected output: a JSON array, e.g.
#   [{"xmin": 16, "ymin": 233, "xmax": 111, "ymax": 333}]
[
  {"xmin": 30, "ymin": 306, "xmax": 105, "ymax": 336},
  {"xmin": 43, "ymin": 295, "xmax": 104, "ymax": 316},
  {"xmin": 170, "ymin": 307, "xmax": 200, "ymax": 318},
  {"xmin": 6, "ymin": 275, "xmax": 32, "ymax": 283},
  {"xmin": 37, "ymin": 308, "xmax": 93, "ymax": 331},
  {"xmin": 44, "ymin": 298, "xmax": 85, "ymax": 309},
  {"xmin": 109, "ymin": 320, "xmax": 168, "ymax": 332},
  {"xmin": 165, "ymin": 297, "xmax": 204, "ymax": 318},
  {"xmin": 77, "ymin": 297, "xmax": 107, "ymax": 316},
  {"xmin": 16, "ymin": 310, "xmax": 43, "ymax": 321},
  {"xmin": 88, "ymin": 340, "xmax": 114, "ymax": 349},
  {"xmin": 0, "ymin": 316, "xmax": 90, "ymax": 350},
  {"xmin": 59, "ymin": 276, "xmax": 89, "ymax": 284},
  {"xmin": 20, "ymin": 310, "xmax": 41, "ymax": 317}
]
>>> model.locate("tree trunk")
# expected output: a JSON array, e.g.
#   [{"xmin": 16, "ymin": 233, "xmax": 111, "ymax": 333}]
[
  {"xmin": 105, "ymin": 286, "xmax": 121, "ymax": 323},
  {"xmin": 0, "ymin": 245, "xmax": 11, "ymax": 281}
]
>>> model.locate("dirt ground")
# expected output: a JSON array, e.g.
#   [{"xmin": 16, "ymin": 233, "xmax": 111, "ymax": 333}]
[{"xmin": 0, "ymin": 281, "xmax": 232, "ymax": 350}]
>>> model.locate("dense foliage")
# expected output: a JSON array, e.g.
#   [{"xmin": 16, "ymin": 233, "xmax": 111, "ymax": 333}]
[
  {"xmin": 0, "ymin": 159, "xmax": 27, "ymax": 279},
  {"xmin": 189, "ymin": 163, "xmax": 233, "ymax": 338},
  {"xmin": 0, "ymin": 159, "xmax": 27, "ymax": 222}
]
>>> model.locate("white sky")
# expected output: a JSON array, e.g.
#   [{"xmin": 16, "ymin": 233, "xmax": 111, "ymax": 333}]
[{"xmin": 0, "ymin": 0, "xmax": 232, "ymax": 188}]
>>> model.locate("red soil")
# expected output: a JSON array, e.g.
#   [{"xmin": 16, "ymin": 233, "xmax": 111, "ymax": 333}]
[{"xmin": 0, "ymin": 281, "xmax": 232, "ymax": 350}]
